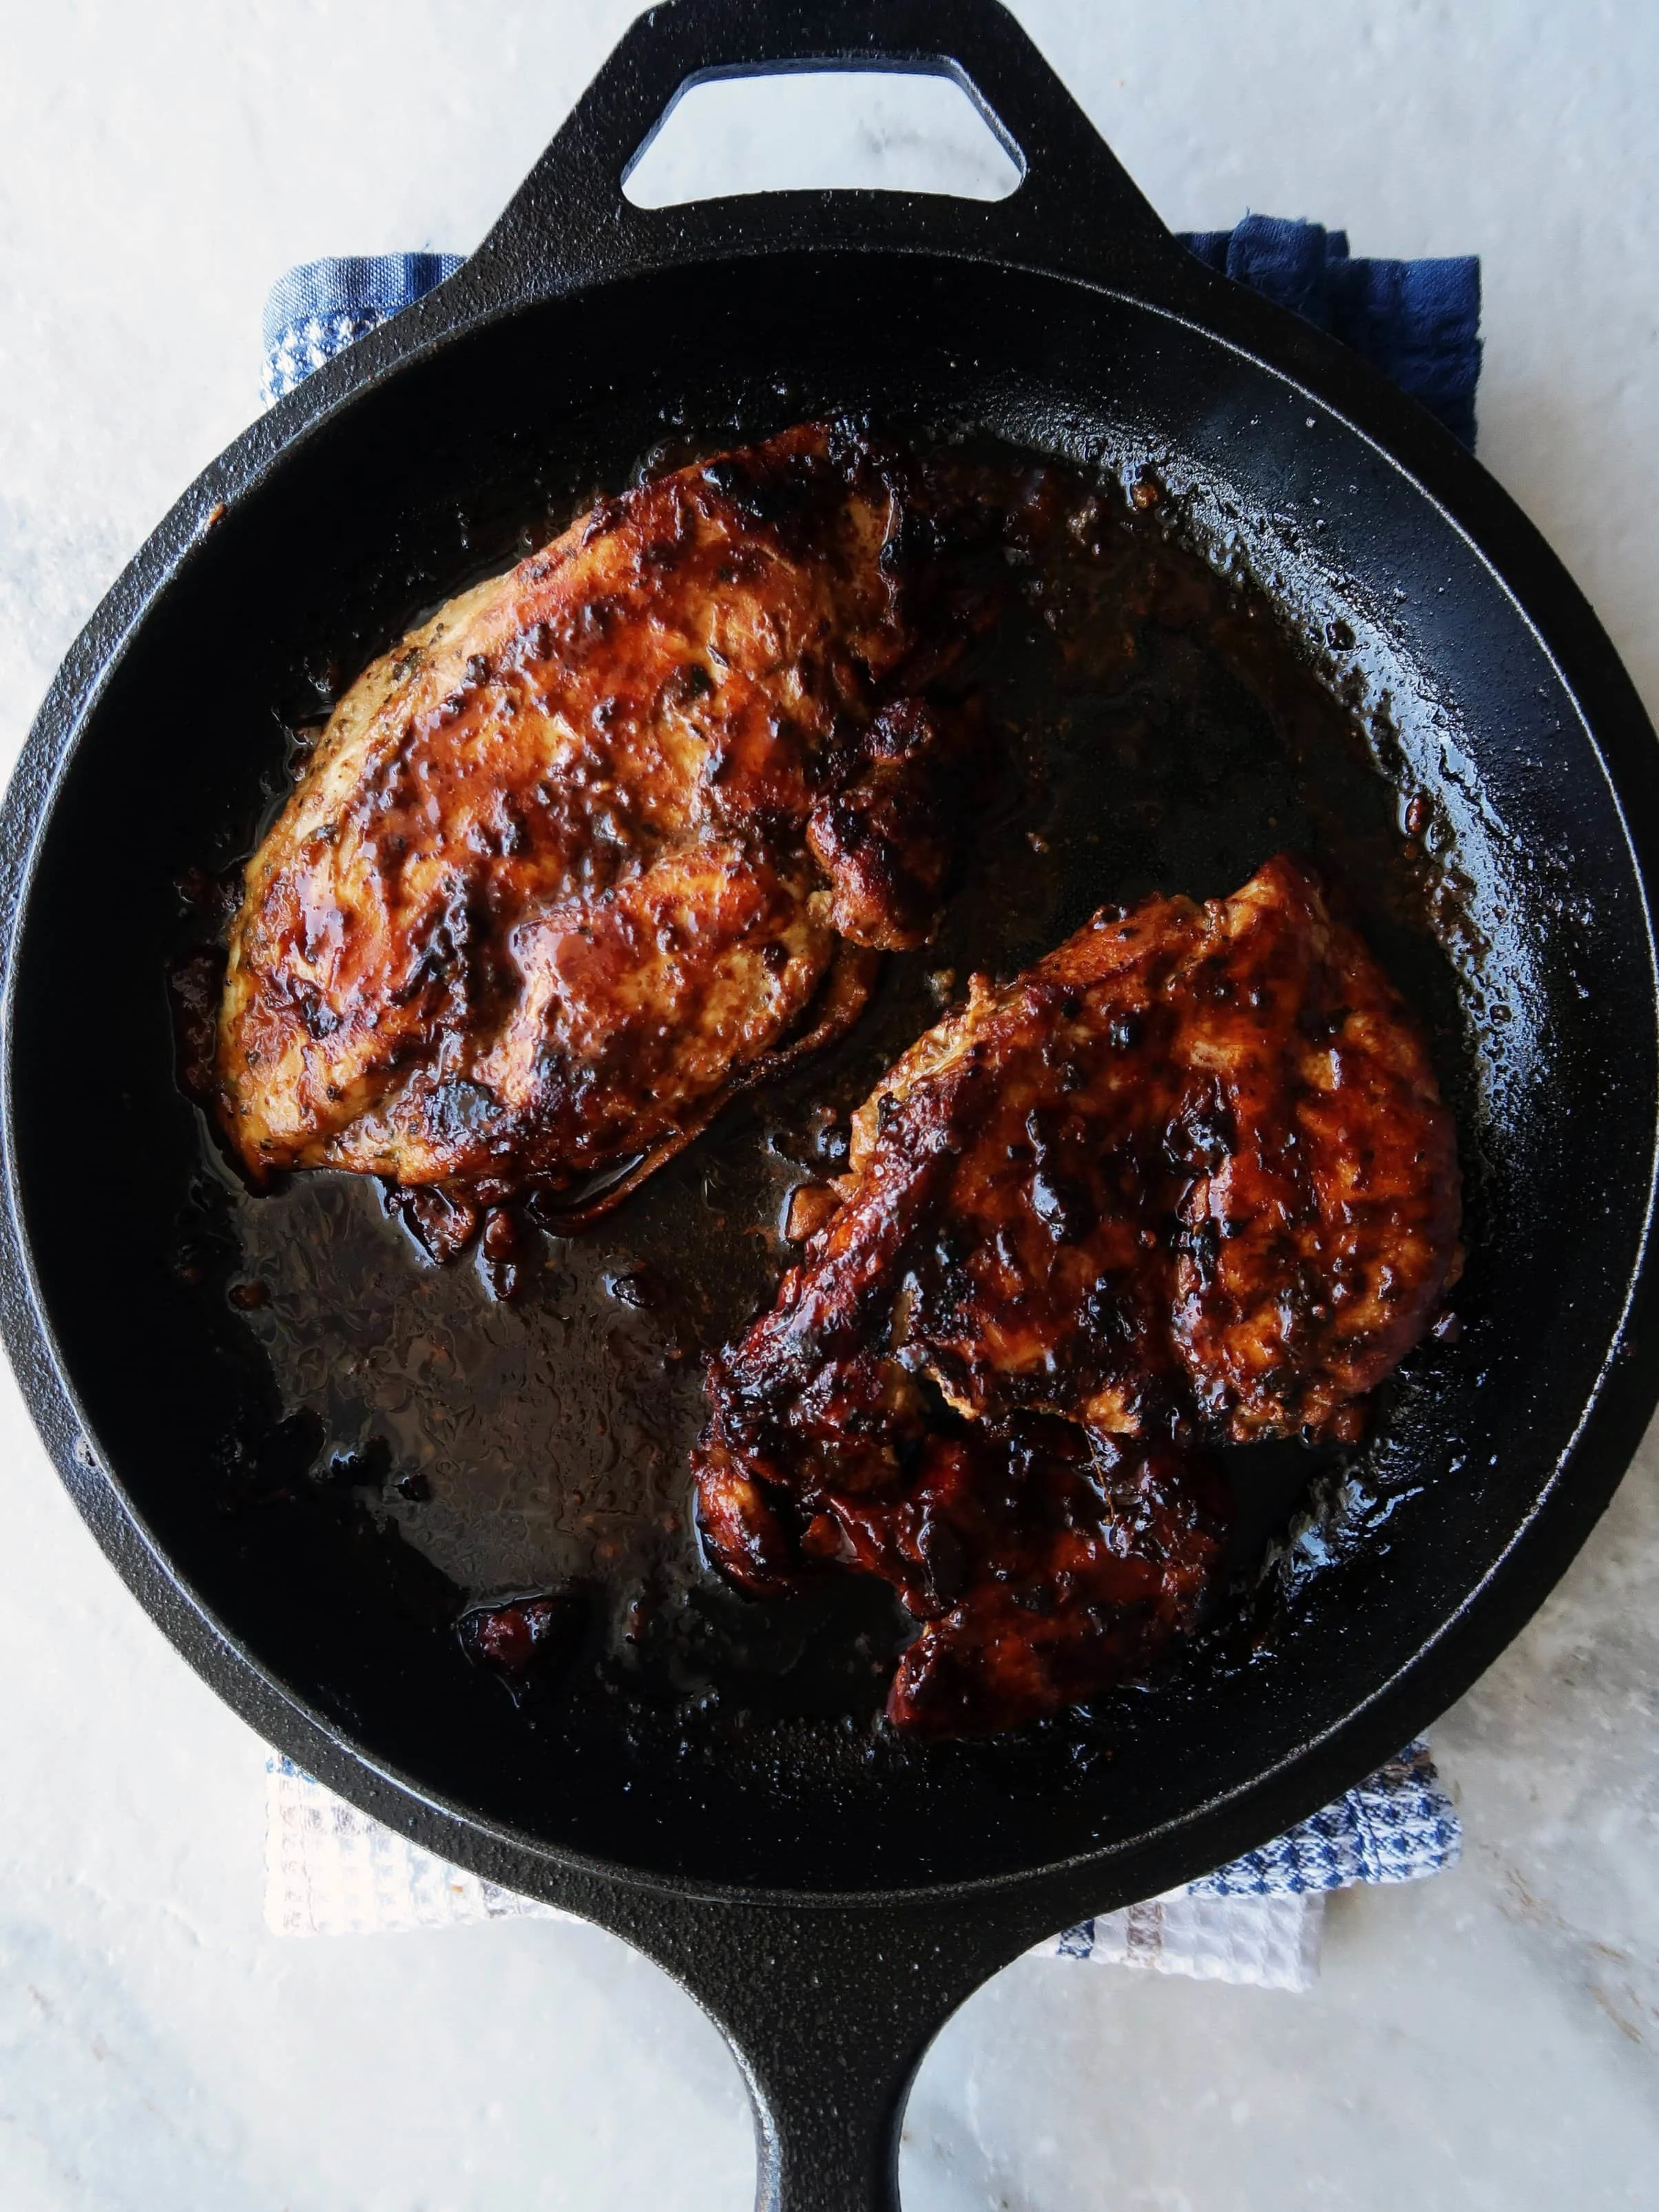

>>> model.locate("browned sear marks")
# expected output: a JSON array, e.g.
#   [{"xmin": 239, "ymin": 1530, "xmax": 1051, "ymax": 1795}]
[
  {"xmin": 693, "ymin": 855, "xmax": 1462, "ymax": 1734},
  {"xmin": 214, "ymin": 422, "xmax": 978, "ymax": 1227}
]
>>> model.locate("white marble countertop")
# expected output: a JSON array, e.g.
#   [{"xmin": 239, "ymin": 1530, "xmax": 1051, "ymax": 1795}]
[{"xmin": 1, "ymin": 3, "xmax": 1657, "ymax": 2206}]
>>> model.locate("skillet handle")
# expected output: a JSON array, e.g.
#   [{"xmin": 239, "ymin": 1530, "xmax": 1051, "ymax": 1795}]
[
  {"xmin": 597, "ymin": 1884, "xmax": 1071, "ymax": 2212},
  {"xmin": 459, "ymin": 0, "xmax": 1188, "ymax": 309}
]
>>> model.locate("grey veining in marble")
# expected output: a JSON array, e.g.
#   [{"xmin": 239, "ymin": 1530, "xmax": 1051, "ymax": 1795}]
[{"xmin": 1, "ymin": 3, "xmax": 1657, "ymax": 2206}]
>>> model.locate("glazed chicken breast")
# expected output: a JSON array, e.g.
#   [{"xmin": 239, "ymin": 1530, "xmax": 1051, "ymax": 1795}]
[
  {"xmin": 214, "ymin": 423, "xmax": 977, "ymax": 1240},
  {"xmin": 693, "ymin": 855, "xmax": 1461, "ymax": 1733}
]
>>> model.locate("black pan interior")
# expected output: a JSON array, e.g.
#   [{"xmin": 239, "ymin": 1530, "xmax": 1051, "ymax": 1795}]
[{"xmin": 12, "ymin": 253, "xmax": 1653, "ymax": 1890}]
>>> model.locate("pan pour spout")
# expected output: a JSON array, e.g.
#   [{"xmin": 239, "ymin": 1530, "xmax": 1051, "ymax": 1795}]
[
  {"xmin": 207, "ymin": 422, "xmax": 989, "ymax": 1266},
  {"xmin": 694, "ymin": 856, "xmax": 1463, "ymax": 1735}
]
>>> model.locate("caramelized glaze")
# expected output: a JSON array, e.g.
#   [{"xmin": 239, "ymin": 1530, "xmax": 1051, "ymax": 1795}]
[
  {"xmin": 695, "ymin": 857, "xmax": 1461, "ymax": 1732},
  {"xmin": 215, "ymin": 424, "xmax": 982, "ymax": 1226}
]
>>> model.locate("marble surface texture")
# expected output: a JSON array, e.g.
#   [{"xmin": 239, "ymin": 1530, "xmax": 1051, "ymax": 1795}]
[{"xmin": 2, "ymin": 2, "xmax": 1658, "ymax": 2206}]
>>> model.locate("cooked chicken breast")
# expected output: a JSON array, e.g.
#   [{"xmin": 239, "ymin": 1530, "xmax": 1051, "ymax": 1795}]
[
  {"xmin": 693, "ymin": 854, "xmax": 1461, "ymax": 1733},
  {"xmin": 216, "ymin": 423, "xmax": 975, "ymax": 1232}
]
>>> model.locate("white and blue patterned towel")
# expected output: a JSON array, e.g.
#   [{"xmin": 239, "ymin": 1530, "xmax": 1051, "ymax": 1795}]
[
  {"xmin": 265, "ymin": 1743, "xmax": 1457, "ymax": 1992},
  {"xmin": 261, "ymin": 253, "xmax": 464, "ymax": 408},
  {"xmin": 257, "ymin": 237, "xmax": 1467, "ymax": 1987}
]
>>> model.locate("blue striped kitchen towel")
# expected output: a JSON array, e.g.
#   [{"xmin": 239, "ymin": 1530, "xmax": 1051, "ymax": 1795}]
[
  {"xmin": 255, "ymin": 224, "xmax": 1470, "ymax": 1985},
  {"xmin": 261, "ymin": 216, "xmax": 1481, "ymax": 443}
]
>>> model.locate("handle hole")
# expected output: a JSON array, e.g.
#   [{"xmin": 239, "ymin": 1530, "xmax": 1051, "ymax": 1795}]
[{"xmin": 623, "ymin": 67, "xmax": 1023, "ymax": 209}]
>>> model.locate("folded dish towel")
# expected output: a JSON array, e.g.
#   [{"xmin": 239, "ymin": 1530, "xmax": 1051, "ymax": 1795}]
[
  {"xmin": 267, "ymin": 1742, "xmax": 1458, "ymax": 1992},
  {"xmin": 255, "ymin": 216, "xmax": 1476, "ymax": 1990},
  {"xmin": 260, "ymin": 213, "xmax": 1481, "ymax": 443},
  {"xmin": 1179, "ymin": 216, "xmax": 1481, "ymax": 446}
]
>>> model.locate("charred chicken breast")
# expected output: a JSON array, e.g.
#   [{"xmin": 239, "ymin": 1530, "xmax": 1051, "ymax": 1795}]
[
  {"xmin": 214, "ymin": 423, "xmax": 976, "ymax": 1234},
  {"xmin": 693, "ymin": 855, "xmax": 1461, "ymax": 1733}
]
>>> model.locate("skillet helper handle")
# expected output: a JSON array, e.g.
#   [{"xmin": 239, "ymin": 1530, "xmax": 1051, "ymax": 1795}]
[{"xmin": 462, "ymin": 0, "xmax": 1188, "ymax": 307}]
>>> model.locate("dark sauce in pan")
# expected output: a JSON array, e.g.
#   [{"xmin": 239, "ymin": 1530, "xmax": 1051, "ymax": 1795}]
[{"xmin": 173, "ymin": 432, "xmax": 1470, "ymax": 1753}]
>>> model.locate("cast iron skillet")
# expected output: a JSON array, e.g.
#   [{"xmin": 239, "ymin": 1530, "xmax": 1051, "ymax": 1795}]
[{"xmin": 4, "ymin": 2, "xmax": 1658, "ymax": 2204}]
